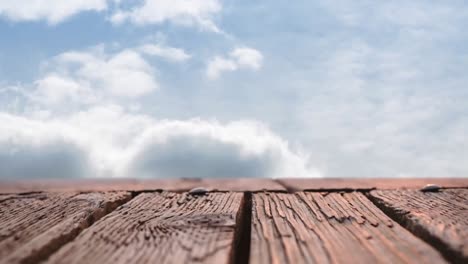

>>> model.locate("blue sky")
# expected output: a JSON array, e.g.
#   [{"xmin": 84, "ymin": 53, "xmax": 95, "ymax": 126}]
[{"xmin": 1, "ymin": 0, "xmax": 467, "ymax": 179}]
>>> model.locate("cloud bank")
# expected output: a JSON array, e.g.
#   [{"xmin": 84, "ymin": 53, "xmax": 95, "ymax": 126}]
[
  {"xmin": 0, "ymin": 106, "xmax": 318, "ymax": 179},
  {"xmin": 0, "ymin": 43, "xmax": 316, "ymax": 179}
]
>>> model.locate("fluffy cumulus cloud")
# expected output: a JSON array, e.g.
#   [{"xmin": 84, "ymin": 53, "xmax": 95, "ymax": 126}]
[
  {"xmin": 139, "ymin": 44, "xmax": 191, "ymax": 62},
  {"xmin": 30, "ymin": 41, "xmax": 191, "ymax": 105},
  {"xmin": 0, "ymin": 0, "xmax": 223, "ymax": 31},
  {"xmin": 111, "ymin": 0, "xmax": 222, "ymax": 32},
  {"xmin": 0, "ymin": 43, "xmax": 315, "ymax": 179},
  {"xmin": 206, "ymin": 47, "xmax": 263, "ymax": 79},
  {"xmin": 0, "ymin": 0, "xmax": 107, "ymax": 24},
  {"xmin": 30, "ymin": 46, "xmax": 161, "ymax": 105},
  {"xmin": 0, "ymin": 105, "xmax": 319, "ymax": 179}
]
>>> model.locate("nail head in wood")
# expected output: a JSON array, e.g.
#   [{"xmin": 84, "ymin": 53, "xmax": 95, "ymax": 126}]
[
  {"xmin": 420, "ymin": 184, "xmax": 441, "ymax": 192},
  {"xmin": 189, "ymin": 187, "xmax": 209, "ymax": 195}
]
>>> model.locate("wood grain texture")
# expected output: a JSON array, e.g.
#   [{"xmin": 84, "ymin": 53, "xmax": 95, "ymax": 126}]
[
  {"xmin": 369, "ymin": 189, "xmax": 468, "ymax": 263},
  {"xmin": 278, "ymin": 178, "xmax": 468, "ymax": 191},
  {"xmin": 251, "ymin": 192, "xmax": 447, "ymax": 264},
  {"xmin": 0, "ymin": 178, "xmax": 285, "ymax": 193},
  {"xmin": 46, "ymin": 192, "xmax": 244, "ymax": 264},
  {"xmin": 0, "ymin": 192, "xmax": 131, "ymax": 264}
]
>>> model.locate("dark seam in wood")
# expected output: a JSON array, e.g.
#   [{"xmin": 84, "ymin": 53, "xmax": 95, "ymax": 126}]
[
  {"xmin": 251, "ymin": 190, "xmax": 288, "ymax": 194},
  {"xmin": 275, "ymin": 179, "xmax": 383, "ymax": 193},
  {"xmin": 128, "ymin": 190, "xmax": 164, "ymax": 196},
  {"xmin": 0, "ymin": 191, "xmax": 45, "ymax": 196},
  {"xmin": 302, "ymin": 188, "xmax": 377, "ymax": 192},
  {"xmin": 27, "ymin": 192, "xmax": 139, "ymax": 264},
  {"xmin": 231, "ymin": 192, "xmax": 252, "ymax": 264},
  {"xmin": 365, "ymin": 192, "xmax": 466, "ymax": 264},
  {"xmin": 275, "ymin": 179, "xmax": 296, "ymax": 193}
]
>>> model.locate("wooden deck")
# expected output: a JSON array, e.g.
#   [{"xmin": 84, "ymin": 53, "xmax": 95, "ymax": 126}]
[{"xmin": 0, "ymin": 178, "xmax": 467, "ymax": 264}]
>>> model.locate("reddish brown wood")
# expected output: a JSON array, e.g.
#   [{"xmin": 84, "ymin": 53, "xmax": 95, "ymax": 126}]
[
  {"xmin": 0, "ymin": 178, "xmax": 285, "ymax": 193},
  {"xmin": 369, "ymin": 189, "xmax": 468, "ymax": 263},
  {"xmin": 137, "ymin": 178, "xmax": 286, "ymax": 192},
  {"xmin": 0, "ymin": 178, "xmax": 182, "ymax": 193},
  {"xmin": 278, "ymin": 178, "xmax": 468, "ymax": 191},
  {"xmin": 250, "ymin": 192, "xmax": 447, "ymax": 263},
  {"xmin": 46, "ymin": 192, "xmax": 244, "ymax": 264},
  {"xmin": 200, "ymin": 178, "xmax": 286, "ymax": 192},
  {"xmin": 0, "ymin": 192, "xmax": 131, "ymax": 264}
]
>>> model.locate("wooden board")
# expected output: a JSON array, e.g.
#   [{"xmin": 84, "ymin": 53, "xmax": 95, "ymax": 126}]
[
  {"xmin": 0, "ymin": 178, "xmax": 285, "ymax": 193},
  {"xmin": 0, "ymin": 192, "xmax": 131, "ymax": 264},
  {"xmin": 46, "ymin": 192, "xmax": 244, "ymax": 264},
  {"xmin": 278, "ymin": 178, "xmax": 468, "ymax": 191},
  {"xmin": 0, "ymin": 179, "xmax": 187, "ymax": 193},
  {"xmin": 138, "ymin": 178, "xmax": 286, "ymax": 192},
  {"xmin": 250, "ymin": 192, "xmax": 447, "ymax": 263},
  {"xmin": 200, "ymin": 178, "xmax": 286, "ymax": 192},
  {"xmin": 369, "ymin": 189, "xmax": 468, "ymax": 263}
]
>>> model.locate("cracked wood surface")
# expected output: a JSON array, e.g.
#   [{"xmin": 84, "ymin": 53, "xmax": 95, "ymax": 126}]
[
  {"xmin": 369, "ymin": 189, "xmax": 468, "ymax": 263},
  {"xmin": 0, "ymin": 192, "xmax": 131, "ymax": 264},
  {"xmin": 251, "ymin": 192, "xmax": 447, "ymax": 264},
  {"xmin": 46, "ymin": 192, "xmax": 244, "ymax": 264}
]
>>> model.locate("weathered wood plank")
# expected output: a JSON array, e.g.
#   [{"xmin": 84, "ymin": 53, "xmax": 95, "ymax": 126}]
[
  {"xmin": 278, "ymin": 178, "xmax": 468, "ymax": 191},
  {"xmin": 251, "ymin": 192, "xmax": 447, "ymax": 263},
  {"xmin": 46, "ymin": 192, "xmax": 244, "ymax": 264},
  {"xmin": 200, "ymin": 178, "xmax": 286, "ymax": 192},
  {"xmin": 369, "ymin": 189, "xmax": 468, "ymax": 263},
  {"xmin": 137, "ymin": 178, "xmax": 286, "ymax": 192},
  {"xmin": 0, "ymin": 192, "xmax": 131, "ymax": 264},
  {"xmin": 0, "ymin": 178, "xmax": 285, "ymax": 193},
  {"xmin": 0, "ymin": 179, "xmax": 180, "ymax": 193}
]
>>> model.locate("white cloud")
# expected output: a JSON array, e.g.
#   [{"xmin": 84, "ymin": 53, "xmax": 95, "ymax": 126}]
[
  {"xmin": 0, "ymin": 112, "xmax": 91, "ymax": 179},
  {"xmin": 0, "ymin": 0, "xmax": 223, "ymax": 30},
  {"xmin": 206, "ymin": 56, "xmax": 238, "ymax": 79},
  {"xmin": 0, "ymin": 0, "xmax": 107, "ymax": 24},
  {"xmin": 139, "ymin": 44, "xmax": 191, "ymax": 62},
  {"xmin": 111, "ymin": 0, "xmax": 222, "ymax": 32},
  {"xmin": 230, "ymin": 48, "xmax": 263, "ymax": 70},
  {"xmin": 33, "ymin": 74, "xmax": 97, "ymax": 105},
  {"xmin": 206, "ymin": 47, "xmax": 263, "ymax": 79},
  {"xmin": 0, "ymin": 105, "xmax": 319, "ymax": 179},
  {"xmin": 32, "ymin": 47, "xmax": 159, "ymax": 104}
]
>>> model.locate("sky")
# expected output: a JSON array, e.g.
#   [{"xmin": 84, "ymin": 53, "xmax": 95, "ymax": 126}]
[{"xmin": 0, "ymin": 0, "xmax": 467, "ymax": 179}]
